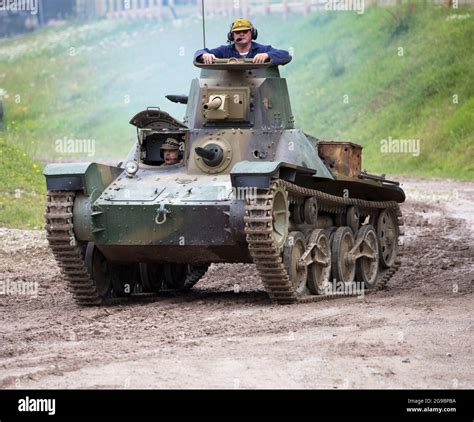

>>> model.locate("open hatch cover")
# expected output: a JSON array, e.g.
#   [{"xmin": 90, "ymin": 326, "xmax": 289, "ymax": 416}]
[{"xmin": 129, "ymin": 107, "xmax": 188, "ymax": 130}]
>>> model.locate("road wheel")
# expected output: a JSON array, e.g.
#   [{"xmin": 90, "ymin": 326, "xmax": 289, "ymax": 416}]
[
  {"xmin": 355, "ymin": 225, "xmax": 379, "ymax": 289},
  {"xmin": 307, "ymin": 229, "xmax": 331, "ymax": 295},
  {"xmin": 331, "ymin": 227, "xmax": 356, "ymax": 284},
  {"xmin": 283, "ymin": 231, "xmax": 308, "ymax": 296}
]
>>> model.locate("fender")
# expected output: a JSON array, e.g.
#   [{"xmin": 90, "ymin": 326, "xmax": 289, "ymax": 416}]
[
  {"xmin": 44, "ymin": 163, "xmax": 123, "ymax": 201},
  {"xmin": 230, "ymin": 160, "xmax": 334, "ymax": 189}
]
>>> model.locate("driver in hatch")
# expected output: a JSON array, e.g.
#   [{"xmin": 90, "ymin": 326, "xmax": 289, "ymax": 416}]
[
  {"xmin": 193, "ymin": 18, "xmax": 292, "ymax": 66},
  {"xmin": 160, "ymin": 138, "xmax": 181, "ymax": 166}
]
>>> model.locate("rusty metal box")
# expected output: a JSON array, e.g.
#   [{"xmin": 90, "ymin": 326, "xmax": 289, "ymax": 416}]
[{"xmin": 317, "ymin": 141, "xmax": 362, "ymax": 177}]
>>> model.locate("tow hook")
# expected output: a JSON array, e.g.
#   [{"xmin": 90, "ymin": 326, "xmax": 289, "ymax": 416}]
[{"xmin": 155, "ymin": 203, "xmax": 170, "ymax": 225}]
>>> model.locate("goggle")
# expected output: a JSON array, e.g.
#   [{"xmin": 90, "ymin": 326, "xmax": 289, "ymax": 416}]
[{"xmin": 233, "ymin": 29, "xmax": 250, "ymax": 34}]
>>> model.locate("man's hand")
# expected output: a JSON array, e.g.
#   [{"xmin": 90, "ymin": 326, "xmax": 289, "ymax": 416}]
[
  {"xmin": 253, "ymin": 53, "xmax": 269, "ymax": 64},
  {"xmin": 201, "ymin": 53, "xmax": 216, "ymax": 64}
]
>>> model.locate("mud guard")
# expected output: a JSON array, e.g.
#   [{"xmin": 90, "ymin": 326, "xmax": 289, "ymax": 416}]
[
  {"xmin": 230, "ymin": 161, "xmax": 333, "ymax": 189},
  {"xmin": 44, "ymin": 163, "xmax": 123, "ymax": 201}
]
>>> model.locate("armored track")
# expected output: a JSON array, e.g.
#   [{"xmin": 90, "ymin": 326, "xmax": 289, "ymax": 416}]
[
  {"xmin": 45, "ymin": 191, "xmax": 103, "ymax": 305},
  {"xmin": 244, "ymin": 179, "xmax": 403, "ymax": 304},
  {"xmin": 45, "ymin": 191, "xmax": 209, "ymax": 306}
]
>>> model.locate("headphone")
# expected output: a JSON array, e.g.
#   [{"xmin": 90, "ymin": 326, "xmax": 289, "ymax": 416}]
[{"xmin": 227, "ymin": 20, "xmax": 258, "ymax": 43}]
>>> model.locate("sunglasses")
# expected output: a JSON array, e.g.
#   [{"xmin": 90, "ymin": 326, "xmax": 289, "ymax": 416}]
[{"xmin": 234, "ymin": 29, "xmax": 250, "ymax": 35}]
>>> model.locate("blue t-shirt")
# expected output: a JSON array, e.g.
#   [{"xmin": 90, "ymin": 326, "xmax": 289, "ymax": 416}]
[{"xmin": 194, "ymin": 42, "xmax": 292, "ymax": 66}]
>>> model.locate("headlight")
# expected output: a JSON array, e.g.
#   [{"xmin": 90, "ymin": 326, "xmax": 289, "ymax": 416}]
[{"xmin": 125, "ymin": 160, "xmax": 139, "ymax": 177}]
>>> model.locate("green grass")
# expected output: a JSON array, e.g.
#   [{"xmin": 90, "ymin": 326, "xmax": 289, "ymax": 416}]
[
  {"xmin": 0, "ymin": 139, "xmax": 45, "ymax": 228},
  {"xmin": 0, "ymin": 3, "xmax": 473, "ymax": 228},
  {"xmin": 278, "ymin": 4, "xmax": 474, "ymax": 179}
]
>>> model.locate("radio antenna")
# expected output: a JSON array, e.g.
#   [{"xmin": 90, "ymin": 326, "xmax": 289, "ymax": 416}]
[{"xmin": 201, "ymin": 0, "xmax": 206, "ymax": 49}]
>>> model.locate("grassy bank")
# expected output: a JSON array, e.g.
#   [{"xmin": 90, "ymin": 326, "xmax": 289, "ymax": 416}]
[
  {"xmin": 283, "ymin": 4, "xmax": 474, "ymax": 179},
  {"xmin": 0, "ymin": 3, "xmax": 472, "ymax": 228},
  {"xmin": 0, "ymin": 140, "xmax": 45, "ymax": 228}
]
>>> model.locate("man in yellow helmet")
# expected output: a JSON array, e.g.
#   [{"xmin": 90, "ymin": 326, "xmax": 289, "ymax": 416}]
[{"xmin": 194, "ymin": 18, "xmax": 292, "ymax": 66}]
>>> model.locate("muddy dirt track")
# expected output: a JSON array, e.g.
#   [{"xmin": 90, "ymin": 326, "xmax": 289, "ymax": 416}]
[{"xmin": 0, "ymin": 178, "xmax": 473, "ymax": 389}]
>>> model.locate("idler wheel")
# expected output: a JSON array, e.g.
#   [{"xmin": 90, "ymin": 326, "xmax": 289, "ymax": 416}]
[{"xmin": 377, "ymin": 209, "xmax": 399, "ymax": 268}]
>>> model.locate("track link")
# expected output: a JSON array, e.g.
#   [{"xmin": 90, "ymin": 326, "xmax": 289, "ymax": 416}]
[
  {"xmin": 245, "ymin": 180, "xmax": 404, "ymax": 304},
  {"xmin": 45, "ymin": 191, "xmax": 103, "ymax": 306}
]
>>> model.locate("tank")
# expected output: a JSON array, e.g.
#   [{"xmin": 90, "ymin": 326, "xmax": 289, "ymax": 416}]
[{"xmin": 44, "ymin": 58, "xmax": 405, "ymax": 305}]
